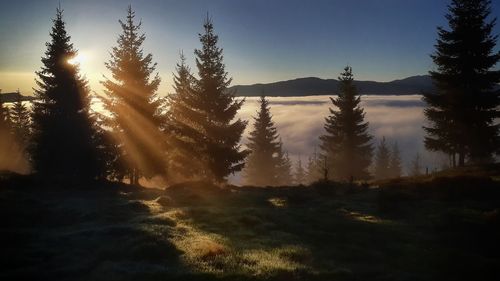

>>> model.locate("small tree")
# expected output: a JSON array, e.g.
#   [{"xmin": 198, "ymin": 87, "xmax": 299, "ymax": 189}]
[
  {"xmin": 276, "ymin": 146, "xmax": 293, "ymax": 186},
  {"xmin": 320, "ymin": 66, "xmax": 373, "ymax": 181},
  {"xmin": 388, "ymin": 142, "xmax": 403, "ymax": 178},
  {"xmin": 10, "ymin": 93, "xmax": 31, "ymax": 146},
  {"xmin": 294, "ymin": 157, "xmax": 306, "ymax": 185},
  {"xmin": 243, "ymin": 96, "xmax": 282, "ymax": 186},
  {"xmin": 374, "ymin": 137, "xmax": 391, "ymax": 179},
  {"xmin": 409, "ymin": 152, "xmax": 422, "ymax": 177},
  {"xmin": 305, "ymin": 148, "xmax": 322, "ymax": 183}
]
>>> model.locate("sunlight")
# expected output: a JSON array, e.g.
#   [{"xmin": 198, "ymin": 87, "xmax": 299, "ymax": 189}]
[{"xmin": 67, "ymin": 52, "xmax": 87, "ymax": 66}]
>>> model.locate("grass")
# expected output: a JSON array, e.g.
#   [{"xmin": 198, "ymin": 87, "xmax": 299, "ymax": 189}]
[{"xmin": 1, "ymin": 166, "xmax": 500, "ymax": 280}]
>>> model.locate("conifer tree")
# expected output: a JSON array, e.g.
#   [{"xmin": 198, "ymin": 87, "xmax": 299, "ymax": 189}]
[
  {"xmin": 374, "ymin": 137, "xmax": 391, "ymax": 179},
  {"xmin": 409, "ymin": 152, "xmax": 422, "ymax": 177},
  {"xmin": 305, "ymin": 148, "xmax": 322, "ymax": 183},
  {"xmin": 294, "ymin": 157, "xmax": 306, "ymax": 185},
  {"xmin": 276, "ymin": 146, "xmax": 293, "ymax": 186},
  {"xmin": 165, "ymin": 52, "xmax": 204, "ymax": 181},
  {"xmin": 192, "ymin": 16, "xmax": 248, "ymax": 182},
  {"xmin": 320, "ymin": 66, "xmax": 373, "ymax": 181},
  {"xmin": 30, "ymin": 7, "xmax": 104, "ymax": 180},
  {"xmin": 388, "ymin": 142, "xmax": 403, "ymax": 178},
  {"xmin": 102, "ymin": 6, "xmax": 165, "ymax": 185},
  {"xmin": 11, "ymin": 93, "xmax": 31, "ymax": 146},
  {"xmin": 243, "ymin": 96, "xmax": 281, "ymax": 186},
  {"xmin": 424, "ymin": 0, "xmax": 500, "ymax": 166}
]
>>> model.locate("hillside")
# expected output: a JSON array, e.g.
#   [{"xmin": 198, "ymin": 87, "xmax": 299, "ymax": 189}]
[
  {"xmin": 1, "ymin": 166, "xmax": 499, "ymax": 281},
  {"xmin": 230, "ymin": 75, "xmax": 434, "ymax": 96}
]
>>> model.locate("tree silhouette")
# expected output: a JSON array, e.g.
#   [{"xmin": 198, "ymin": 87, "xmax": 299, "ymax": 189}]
[
  {"xmin": 101, "ymin": 6, "xmax": 165, "ymax": 185},
  {"xmin": 10, "ymin": 93, "xmax": 31, "ymax": 146},
  {"xmin": 276, "ymin": 145, "xmax": 293, "ymax": 186},
  {"xmin": 192, "ymin": 16, "xmax": 248, "ymax": 182},
  {"xmin": 409, "ymin": 152, "xmax": 422, "ymax": 177},
  {"xmin": 243, "ymin": 96, "xmax": 282, "ymax": 186},
  {"xmin": 388, "ymin": 142, "xmax": 402, "ymax": 178},
  {"xmin": 424, "ymin": 0, "xmax": 500, "ymax": 166},
  {"xmin": 165, "ymin": 52, "xmax": 203, "ymax": 182},
  {"xmin": 294, "ymin": 157, "xmax": 306, "ymax": 185},
  {"xmin": 305, "ymin": 148, "xmax": 322, "ymax": 183},
  {"xmin": 30, "ymin": 7, "xmax": 104, "ymax": 180},
  {"xmin": 320, "ymin": 66, "xmax": 373, "ymax": 181},
  {"xmin": 374, "ymin": 137, "xmax": 391, "ymax": 179}
]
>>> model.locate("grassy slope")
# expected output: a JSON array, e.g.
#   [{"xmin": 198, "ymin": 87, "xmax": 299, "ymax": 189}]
[{"xmin": 1, "ymin": 167, "xmax": 499, "ymax": 281}]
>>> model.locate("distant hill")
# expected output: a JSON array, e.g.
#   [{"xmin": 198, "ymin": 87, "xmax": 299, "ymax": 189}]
[
  {"xmin": 230, "ymin": 75, "xmax": 434, "ymax": 96},
  {"xmin": 0, "ymin": 92, "xmax": 36, "ymax": 103}
]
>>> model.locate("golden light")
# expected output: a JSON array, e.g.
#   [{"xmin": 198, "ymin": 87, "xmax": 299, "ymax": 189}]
[{"xmin": 67, "ymin": 52, "xmax": 87, "ymax": 65}]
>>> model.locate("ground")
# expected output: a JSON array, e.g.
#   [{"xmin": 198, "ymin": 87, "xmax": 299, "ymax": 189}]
[{"xmin": 1, "ymin": 165, "xmax": 499, "ymax": 281}]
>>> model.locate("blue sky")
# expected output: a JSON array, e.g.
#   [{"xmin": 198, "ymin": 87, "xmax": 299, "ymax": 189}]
[{"xmin": 0, "ymin": 0, "xmax": 498, "ymax": 94}]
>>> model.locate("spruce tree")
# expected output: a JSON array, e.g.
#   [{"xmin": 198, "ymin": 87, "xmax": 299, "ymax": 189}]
[
  {"xmin": 409, "ymin": 152, "xmax": 422, "ymax": 177},
  {"xmin": 294, "ymin": 157, "xmax": 306, "ymax": 185},
  {"xmin": 305, "ymin": 148, "xmax": 322, "ymax": 183},
  {"xmin": 276, "ymin": 146, "xmax": 293, "ymax": 186},
  {"xmin": 192, "ymin": 16, "xmax": 248, "ymax": 182},
  {"xmin": 102, "ymin": 6, "xmax": 165, "ymax": 185},
  {"xmin": 319, "ymin": 66, "xmax": 373, "ymax": 181},
  {"xmin": 388, "ymin": 142, "xmax": 403, "ymax": 178},
  {"xmin": 424, "ymin": 0, "xmax": 500, "ymax": 166},
  {"xmin": 243, "ymin": 96, "xmax": 281, "ymax": 186},
  {"xmin": 30, "ymin": 7, "xmax": 104, "ymax": 180},
  {"xmin": 165, "ymin": 52, "xmax": 204, "ymax": 182},
  {"xmin": 374, "ymin": 137, "xmax": 391, "ymax": 179},
  {"xmin": 11, "ymin": 93, "xmax": 31, "ymax": 146}
]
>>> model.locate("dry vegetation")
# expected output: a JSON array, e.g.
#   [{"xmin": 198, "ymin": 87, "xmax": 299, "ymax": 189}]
[{"xmin": 1, "ymin": 165, "xmax": 500, "ymax": 280}]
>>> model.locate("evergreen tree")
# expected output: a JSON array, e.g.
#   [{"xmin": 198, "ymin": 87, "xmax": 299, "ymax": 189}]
[
  {"xmin": 294, "ymin": 157, "xmax": 306, "ymax": 185},
  {"xmin": 165, "ymin": 52, "xmax": 204, "ymax": 182},
  {"xmin": 30, "ymin": 7, "xmax": 104, "ymax": 180},
  {"xmin": 243, "ymin": 96, "xmax": 282, "ymax": 186},
  {"xmin": 374, "ymin": 137, "xmax": 391, "ymax": 179},
  {"xmin": 388, "ymin": 142, "xmax": 403, "ymax": 178},
  {"xmin": 319, "ymin": 66, "xmax": 373, "ymax": 181},
  {"xmin": 10, "ymin": 93, "xmax": 31, "ymax": 146},
  {"xmin": 276, "ymin": 146, "xmax": 293, "ymax": 186},
  {"xmin": 409, "ymin": 152, "xmax": 422, "ymax": 177},
  {"xmin": 192, "ymin": 16, "xmax": 248, "ymax": 182},
  {"xmin": 102, "ymin": 6, "xmax": 165, "ymax": 185},
  {"xmin": 424, "ymin": 0, "xmax": 500, "ymax": 166},
  {"xmin": 305, "ymin": 148, "xmax": 322, "ymax": 183}
]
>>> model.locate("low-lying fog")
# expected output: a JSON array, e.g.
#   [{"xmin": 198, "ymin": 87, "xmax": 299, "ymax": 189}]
[{"xmin": 235, "ymin": 95, "xmax": 445, "ymax": 181}]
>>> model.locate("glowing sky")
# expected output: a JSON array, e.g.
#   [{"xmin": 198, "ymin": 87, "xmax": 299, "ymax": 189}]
[{"xmin": 0, "ymin": 0, "xmax": 498, "ymax": 95}]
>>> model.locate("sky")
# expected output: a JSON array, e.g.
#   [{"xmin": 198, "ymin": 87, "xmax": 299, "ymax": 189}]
[{"xmin": 0, "ymin": 0, "xmax": 498, "ymax": 95}]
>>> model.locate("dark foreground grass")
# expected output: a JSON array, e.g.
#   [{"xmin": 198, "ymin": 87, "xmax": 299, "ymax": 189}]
[{"xmin": 1, "ymin": 169, "xmax": 499, "ymax": 281}]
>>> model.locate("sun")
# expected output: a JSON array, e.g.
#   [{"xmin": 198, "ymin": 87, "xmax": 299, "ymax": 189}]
[{"xmin": 67, "ymin": 53, "xmax": 87, "ymax": 65}]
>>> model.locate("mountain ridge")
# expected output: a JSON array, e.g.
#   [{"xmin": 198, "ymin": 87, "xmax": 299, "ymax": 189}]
[{"xmin": 230, "ymin": 75, "xmax": 434, "ymax": 96}]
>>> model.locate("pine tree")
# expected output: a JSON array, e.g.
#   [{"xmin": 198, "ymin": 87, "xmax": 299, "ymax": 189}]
[
  {"xmin": 374, "ymin": 137, "xmax": 391, "ymax": 179},
  {"xmin": 388, "ymin": 142, "xmax": 403, "ymax": 178},
  {"xmin": 424, "ymin": 0, "xmax": 500, "ymax": 166},
  {"xmin": 319, "ymin": 66, "xmax": 373, "ymax": 181},
  {"xmin": 101, "ymin": 6, "xmax": 165, "ymax": 185},
  {"xmin": 409, "ymin": 152, "xmax": 422, "ymax": 177},
  {"xmin": 276, "ymin": 146, "xmax": 293, "ymax": 186},
  {"xmin": 294, "ymin": 157, "xmax": 306, "ymax": 185},
  {"xmin": 192, "ymin": 16, "xmax": 248, "ymax": 182},
  {"xmin": 165, "ymin": 52, "xmax": 204, "ymax": 182},
  {"xmin": 10, "ymin": 93, "xmax": 31, "ymax": 146},
  {"xmin": 305, "ymin": 148, "xmax": 322, "ymax": 183},
  {"xmin": 30, "ymin": 7, "xmax": 104, "ymax": 180},
  {"xmin": 243, "ymin": 96, "xmax": 282, "ymax": 186}
]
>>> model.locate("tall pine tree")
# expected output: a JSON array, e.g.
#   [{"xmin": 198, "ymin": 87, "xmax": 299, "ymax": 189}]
[
  {"xmin": 102, "ymin": 6, "xmax": 165, "ymax": 185},
  {"xmin": 320, "ymin": 66, "xmax": 373, "ymax": 181},
  {"xmin": 243, "ymin": 96, "xmax": 282, "ymax": 186},
  {"xmin": 192, "ymin": 16, "xmax": 248, "ymax": 182},
  {"xmin": 424, "ymin": 0, "xmax": 500, "ymax": 166},
  {"xmin": 374, "ymin": 137, "xmax": 391, "ymax": 179},
  {"xmin": 30, "ymin": 7, "xmax": 103, "ymax": 180}
]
